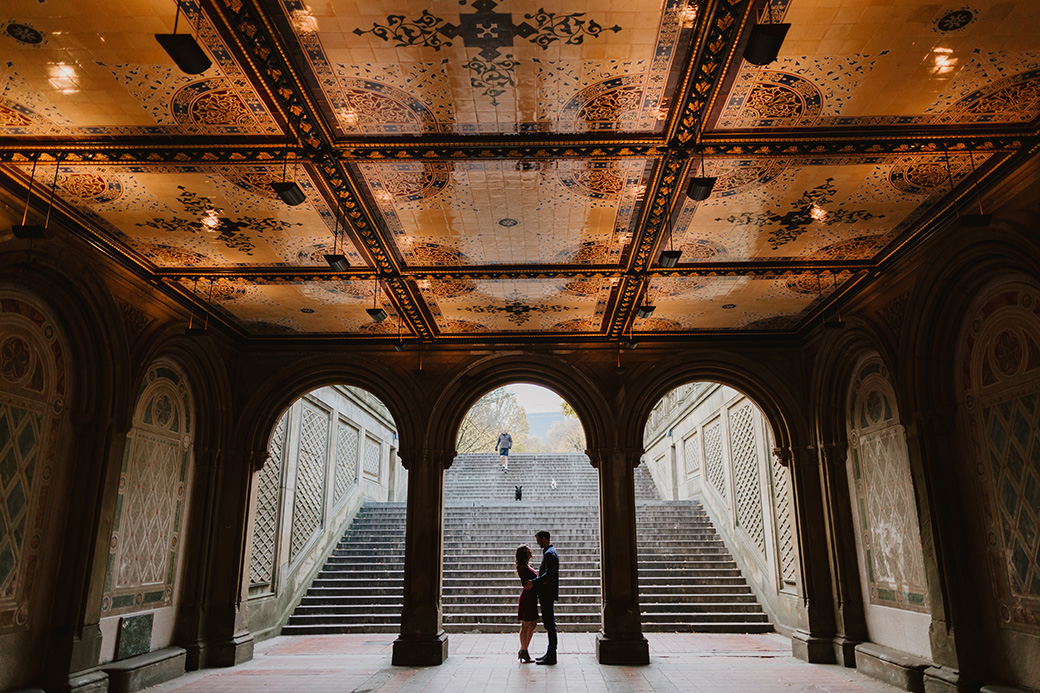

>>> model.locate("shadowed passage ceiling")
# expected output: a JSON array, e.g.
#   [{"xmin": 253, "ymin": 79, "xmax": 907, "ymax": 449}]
[{"xmin": 1, "ymin": 0, "xmax": 1038, "ymax": 342}]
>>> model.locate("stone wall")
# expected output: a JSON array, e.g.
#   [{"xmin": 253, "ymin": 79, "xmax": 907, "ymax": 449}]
[
  {"xmin": 643, "ymin": 383, "xmax": 801, "ymax": 633},
  {"xmin": 245, "ymin": 385, "xmax": 403, "ymax": 640}
]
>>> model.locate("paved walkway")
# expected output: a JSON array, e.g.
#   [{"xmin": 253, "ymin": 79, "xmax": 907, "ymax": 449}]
[{"xmin": 147, "ymin": 633, "xmax": 900, "ymax": 693}]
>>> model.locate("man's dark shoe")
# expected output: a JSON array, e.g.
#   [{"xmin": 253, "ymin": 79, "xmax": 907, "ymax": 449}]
[{"xmin": 536, "ymin": 655, "xmax": 557, "ymax": 665}]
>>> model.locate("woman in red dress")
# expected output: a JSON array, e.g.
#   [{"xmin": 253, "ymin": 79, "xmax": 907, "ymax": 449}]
[{"xmin": 516, "ymin": 544, "xmax": 539, "ymax": 662}]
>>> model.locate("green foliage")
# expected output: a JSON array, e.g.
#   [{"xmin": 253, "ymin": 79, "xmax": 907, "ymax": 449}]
[{"xmin": 456, "ymin": 387, "xmax": 530, "ymax": 454}]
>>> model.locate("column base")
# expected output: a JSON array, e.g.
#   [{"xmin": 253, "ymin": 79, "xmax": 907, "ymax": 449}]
[
  {"xmin": 791, "ymin": 629, "xmax": 836, "ymax": 664},
  {"xmin": 201, "ymin": 632, "xmax": 254, "ymax": 668},
  {"xmin": 924, "ymin": 665, "xmax": 972, "ymax": 693},
  {"xmin": 832, "ymin": 636, "xmax": 860, "ymax": 667},
  {"xmin": 596, "ymin": 632, "xmax": 650, "ymax": 665},
  {"xmin": 61, "ymin": 668, "xmax": 109, "ymax": 693},
  {"xmin": 392, "ymin": 631, "xmax": 449, "ymax": 666}
]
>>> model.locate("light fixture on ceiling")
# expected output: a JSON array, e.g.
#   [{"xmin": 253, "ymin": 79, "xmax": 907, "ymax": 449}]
[
  {"xmin": 817, "ymin": 273, "xmax": 845, "ymax": 330},
  {"xmin": 271, "ymin": 141, "xmax": 306, "ymax": 206},
  {"xmin": 155, "ymin": 0, "xmax": 212, "ymax": 75},
  {"xmin": 367, "ymin": 277, "xmax": 387, "ymax": 322},
  {"xmin": 743, "ymin": 0, "xmax": 790, "ymax": 66},
  {"xmin": 686, "ymin": 150, "xmax": 716, "ymax": 201},
  {"xmin": 637, "ymin": 304, "xmax": 656, "ymax": 319},
  {"xmin": 622, "ymin": 339, "xmax": 639, "ymax": 349},
  {"xmin": 184, "ymin": 277, "xmax": 211, "ymax": 335},
  {"xmin": 12, "ymin": 158, "xmax": 58, "ymax": 240},
  {"xmin": 324, "ymin": 205, "xmax": 350, "ymax": 271},
  {"xmin": 960, "ymin": 150, "xmax": 992, "ymax": 228},
  {"xmin": 658, "ymin": 204, "xmax": 682, "ymax": 267}
]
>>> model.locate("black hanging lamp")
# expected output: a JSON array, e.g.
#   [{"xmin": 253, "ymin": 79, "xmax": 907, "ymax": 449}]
[
  {"xmin": 324, "ymin": 206, "xmax": 350, "ymax": 271},
  {"xmin": 960, "ymin": 150, "xmax": 992, "ymax": 228},
  {"xmin": 184, "ymin": 277, "xmax": 210, "ymax": 335},
  {"xmin": 271, "ymin": 141, "xmax": 306, "ymax": 206},
  {"xmin": 817, "ymin": 273, "xmax": 845, "ymax": 329},
  {"xmin": 155, "ymin": 0, "xmax": 212, "ymax": 75},
  {"xmin": 366, "ymin": 277, "xmax": 387, "ymax": 322},
  {"xmin": 658, "ymin": 211, "xmax": 681, "ymax": 267},
  {"xmin": 12, "ymin": 158, "xmax": 55, "ymax": 239},
  {"xmin": 686, "ymin": 150, "xmax": 716, "ymax": 201},
  {"xmin": 743, "ymin": 0, "xmax": 790, "ymax": 66}
]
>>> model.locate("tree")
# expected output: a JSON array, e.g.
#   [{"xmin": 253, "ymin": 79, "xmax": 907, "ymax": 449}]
[
  {"xmin": 456, "ymin": 387, "xmax": 530, "ymax": 453},
  {"xmin": 544, "ymin": 416, "xmax": 586, "ymax": 452}
]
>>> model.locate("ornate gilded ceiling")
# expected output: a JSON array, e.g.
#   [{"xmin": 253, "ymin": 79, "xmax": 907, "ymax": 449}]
[{"xmin": 1, "ymin": 0, "xmax": 1038, "ymax": 343}]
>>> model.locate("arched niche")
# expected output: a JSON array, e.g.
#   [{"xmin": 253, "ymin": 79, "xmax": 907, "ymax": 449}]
[{"xmin": 845, "ymin": 353, "xmax": 931, "ymax": 658}]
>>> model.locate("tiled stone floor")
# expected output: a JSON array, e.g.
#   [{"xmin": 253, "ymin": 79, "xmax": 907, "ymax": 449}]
[{"xmin": 146, "ymin": 633, "xmax": 901, "ymax": 692}]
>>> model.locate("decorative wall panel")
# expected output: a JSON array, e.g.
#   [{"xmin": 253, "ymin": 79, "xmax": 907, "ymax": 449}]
[
  {"xmin": 103, "ymin": 364, "xmax": 193, "ymax": 615},
  {"xmin": 289, "ymin": 403, "xmax": 329, "ymax": 563},
  {"xmin": 0, "ymin": 292, "xmax": 66, "ymax": 630},
  {"xmin": 683, "ymin": 432, "xmax": 700, "ymax": 478},
  {"xmin": 960, "ymin": 284, "xmax": 1040, "ymax": 633},
  {"xmin": 334, "ymin": 419, "xmax": 360, "ymax": 503},
  {"xmin": 730, "ymin": 403, "xmax": 765, "ymax": 554},
  {"xmin": 703, "ymin": 419, "xmax": 726, "ymax": 500},
  {"xmin": 363, "ymin": 436, "xmax": 381, "ymax": 480},
  {"xmin": 848, "ymin": 356, "xmax": 929, "ymax": 612},
  {"xmin": 772, "ymin": 450, "xmax": 797, "ymax": 584},
  {"xmin": 250, "ymin": 413, "xmax": 286, "ymax": 586}
]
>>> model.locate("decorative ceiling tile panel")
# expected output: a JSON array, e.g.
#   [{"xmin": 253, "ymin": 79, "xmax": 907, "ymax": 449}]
[
  {"xmin": 172, "ymin": 277, "xmax": 406, "ymax": 336},
  {"xmin": 712, "ymin": 0, "xmax": 1040, "ymax": 129},
  {"xmin": 7, "ymin": 164, "xmax": 366, "ymax": 269},
  {"xmin": 641, "ymin": 272, "xmax": 853, "ymax": 331},
  {"xmin": 674, "ymin": 154, "xmax": 986, "ymax": 262},
  {"xmin": 355, "ymin": 158, "xmax": 652, "ymax": 266},
  {"xmin": 0, "ymin": 0, "xmax": 280, "ymax": 135},
  {"xmin": 286, "ymin": 0, "xmax": 692, "ymax": 135},
  {"xmin": 421, "ymin": 277, "xmax": 608, "ymax": 334}
]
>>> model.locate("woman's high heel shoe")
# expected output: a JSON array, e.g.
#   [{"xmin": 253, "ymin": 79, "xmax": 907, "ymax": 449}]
[{"xmin": 518, "ymin": 649, "xmax": 533, "ymax": 663}]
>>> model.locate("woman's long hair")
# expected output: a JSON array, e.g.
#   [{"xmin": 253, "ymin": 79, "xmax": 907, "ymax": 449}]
[{"xmin": 515, "ymin": 544, "xmax": 531, "ymax": 574}]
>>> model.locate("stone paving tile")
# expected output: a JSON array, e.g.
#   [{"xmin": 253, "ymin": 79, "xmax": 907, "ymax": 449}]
[{"xmin": 145, "ymin": 634, "xmax": 902, "ymax": 693}]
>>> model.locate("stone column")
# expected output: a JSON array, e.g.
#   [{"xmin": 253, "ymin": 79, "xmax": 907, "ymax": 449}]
[
  {"xmin": 392, "ymin": 449, "xmax": 449, "ymax": 666},
  {"xmin": 591, "ymin": 448, "xmax": 649, "ymax": 665},
  {"xmin": 781, "ymin": 444, "xmax": 839, "ymax": 664},
  {"xmin": 181, "ymin": 447, "xmax": 255, "ymax": 669},
  {"xmin": 905, "ymin": 406, "xmax": 977, "ymax": 692},
  {"xmin": 819, "ymin": 441, "xmax": 867, "ymax": 666}
]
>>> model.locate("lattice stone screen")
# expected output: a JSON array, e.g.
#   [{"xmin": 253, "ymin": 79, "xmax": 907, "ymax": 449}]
[
  {"xmin": 730, "ymin": 403, "xmax": 765, "ymax": 553},
  {"xmin": 289, "ymin": 404, "xmax": 329, "ymax": 563},
  {"xmin": 772, "ymin": 450, "xmax": 797, "ymax": 584},
  {"xmin": 363, "ymin": 436, "xmax": 381, "ymax": 479},
  {"xmin": 250, "ymin": 414, "xmax": 286, "ymax": 586},
  {"xmin": 704, "ymin": 419, "xmax": 726, "ymax": 499},
  {"xmin": 334, "ymin": 419, "xmax": 360, "ymax": 503},
  {"xmin": 683, "ymin": 432, "xmax": 700, "ymax": 477}
]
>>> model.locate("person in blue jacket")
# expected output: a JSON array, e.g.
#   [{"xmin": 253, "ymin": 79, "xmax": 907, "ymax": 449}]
[{"xmin": 497, "ymin": 430, "xmax": 512, "ymax": 472}]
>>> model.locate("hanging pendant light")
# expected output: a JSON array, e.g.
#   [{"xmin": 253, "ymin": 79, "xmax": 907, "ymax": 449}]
[
  {"xmin": 13, "ymin": 158, "xmax": 48, "ymax": 239},
  {"xmin": 367, "ymin": 277, "xmax": 387, "ymax": 322},
  {"xmin": 960, "ymin": 150, "xmax": 992, "ymax": 228},
  {"xmin": 817, "ymin": 273, "xmax": 845, "ymax": 329},
  {"xmin": 271, "ymin": 140, "xmax": 306, "ymax": 206},
  {"xmin": 686, "ymin": 150, "xmax": 717, "ymax": 201},
  {"xmin": 324, "ymin": 206, "xmax": 350, "ymax": 271},
  {"xmin": 155, "ymin": 0, "xmax": 212, "ymax": 75},
  {"xmin": 743, "ymin": 0, "xmax": 790, "ymax": 66}
]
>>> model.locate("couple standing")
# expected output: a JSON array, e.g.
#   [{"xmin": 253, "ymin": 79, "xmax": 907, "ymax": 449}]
[{"xmin": 515, "ymin": 530, "xmax": 558, "ymax": 664}]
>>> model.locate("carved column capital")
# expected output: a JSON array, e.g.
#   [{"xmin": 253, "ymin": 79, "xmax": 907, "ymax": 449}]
[
  {"xmin": 397, "ymin": 449, "xmax": 455, "ymax": 471},
  {"xmin": 585, "ymin": 447, "xmax": 642, "ymax": 469}
]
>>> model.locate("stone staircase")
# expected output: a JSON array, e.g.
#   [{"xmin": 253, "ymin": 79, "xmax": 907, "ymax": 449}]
[{"xmin": 282, "ymin": 453, "xmax": 771, "ymax": 634}]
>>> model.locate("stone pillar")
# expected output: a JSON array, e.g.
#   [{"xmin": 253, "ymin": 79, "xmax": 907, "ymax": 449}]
[
  {"xmin": 182, "ymin": 447, "xmax": 254, "ymax": 669},
  {"xmin": 905, "ymin": 406, "xmax": 977, "ymax": 692},
  {"xmin": 392, "ymin": 449, "xmax": 449, "ymax": 666},
  {"xmin": 819, "ymin": 441, "xmax": 867, "ymax": 666},
  {"xmin": 780, "ymin": 444, "xmax": 839, "ymax": 664},
  {"xmin": 591, "ymin": 448, "xmax": 649, "ymax": 665}
]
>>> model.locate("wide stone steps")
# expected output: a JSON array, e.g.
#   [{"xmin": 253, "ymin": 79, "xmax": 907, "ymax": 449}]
[{"xmin": 282, "ymin": 453, "xmax": 772, "ymax": 635}]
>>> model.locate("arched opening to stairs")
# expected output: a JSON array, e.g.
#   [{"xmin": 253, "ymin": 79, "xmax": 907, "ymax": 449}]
[
  {"xmin": 246, "ymin": 383, "xmax": 404, "ymax": 638},
  {"xmin": 639, "ymin": 381, "xmax": 799, "ymax": 635},
  {"xmin": 443, "ymin": 383, "xmax": 592, "ymax": 632}
]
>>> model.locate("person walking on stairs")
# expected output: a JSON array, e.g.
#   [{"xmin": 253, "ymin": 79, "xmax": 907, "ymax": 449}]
[
  {"xmin": 524, "ymin": 530, "xmax": 558, "ymax": 664},
  {"xmin": 515, "ymin": 545, "xmax": 538, "ymax": 663},
  {"xmin": 497, "ymin": 430, "xmax": 512, "ymax": 472}
]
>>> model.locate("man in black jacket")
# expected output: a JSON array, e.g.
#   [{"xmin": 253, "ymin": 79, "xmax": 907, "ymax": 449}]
[{"xmin": 524, "ymin": 529, "xmax": 558, "ymax": 664}]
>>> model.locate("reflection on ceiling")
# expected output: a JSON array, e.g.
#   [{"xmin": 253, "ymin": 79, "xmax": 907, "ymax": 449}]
[{"xmin": 1, "ymin": 0, "xmax": 1037, "ymax": 342}]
